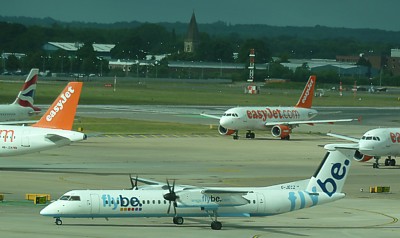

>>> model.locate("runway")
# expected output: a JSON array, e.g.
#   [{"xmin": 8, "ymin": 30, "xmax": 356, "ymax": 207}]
[
  {"xmin": 1, "ymin": 105, "xmax": 400, "ymax": 237},
  {"xmin": 1, "ymin": 134, "xmax": 400, "ymax": 237}
]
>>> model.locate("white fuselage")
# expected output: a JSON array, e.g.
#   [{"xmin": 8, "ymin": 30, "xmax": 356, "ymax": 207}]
[
  {"xmin": 359, "ymin": 128, "xmax": 400, "ymax": 157},
  {"xmin": 0, "ymin": 104, "xmax": 35, "ymax": 122},
  {"xmin": 40, "ymin": 186, "xmax": 342, "ymax": 219},
  {"xmin": 220, "ymin": 106, "xmax": 318, "ymax": 130},
  {"xmin": 0, "ymin": 126, "xmax": 85, "ymax": 156}
]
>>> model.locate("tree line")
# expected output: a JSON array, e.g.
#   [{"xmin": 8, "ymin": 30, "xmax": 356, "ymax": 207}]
[{"xmin": 0, "ymin": 18, "xmax": 399, "ymax": 85}]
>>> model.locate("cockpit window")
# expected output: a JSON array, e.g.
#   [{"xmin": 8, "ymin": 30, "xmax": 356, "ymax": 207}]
[
  {"xmin": 361, "ymin": 136, "xmax": 366, "ymax": 140},
  {"xmin": 59, "ymin": 195, "xmax": 70, "ymax": 201},
  {"xmin": 70, "ymin": 196, "xmax": 81, "ymax": 201},
  {"xmin": 366, "ymin": 136, "xmax": 372, "ymax": 140}
]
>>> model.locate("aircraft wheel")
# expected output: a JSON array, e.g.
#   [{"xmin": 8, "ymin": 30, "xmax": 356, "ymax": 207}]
[
  {"xmin": 390, "ymin": 159, "xmax": 396, "ymax": 166},
  {"xmin": 233, "ymin": 135, "xmax": 239, "ymax": 140},
  {"xmin": 55, "ymin": 218, "xmax": 62, "ymax": 225},
  {"xmin": 372, "ymin": 163, "xmax": 379, "ymax": 169},
  {"xmin": 250, "ymin": 132, "xmax": 255, "ymax": 139},
  {"xmin": 211, "ymin": 221, "xmax": 222, "ymax": 230},
  {"xmin": 384, "ymin": 158, "xmax": 390, "ymax": 166},
  {"xmin": 173, "ymin": 216, "xmax": 184, "ymax": 225}
]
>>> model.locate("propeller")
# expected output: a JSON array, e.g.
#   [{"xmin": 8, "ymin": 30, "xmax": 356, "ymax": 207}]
[
  {"xmin": 129, "ymin": 174, "xmax": 138, "ymax": 190},
  {"xmin": 163, "ymin": 179, "xmax": 179, "ymax": 215}
]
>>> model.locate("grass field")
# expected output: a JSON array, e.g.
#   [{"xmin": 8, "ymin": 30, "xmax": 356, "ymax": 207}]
[
  {"xmin": 1, "ymin": 76, "xmax": 400, "ymax": 107},
  {"xmin": 1, "ymin": 76, "xmax": 400, "ymax": 134}
]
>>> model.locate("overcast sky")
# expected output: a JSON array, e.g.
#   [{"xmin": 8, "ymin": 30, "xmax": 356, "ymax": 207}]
[{"xmin": 1, "ymin": 0, "xmax": 399, "ymax": 31}]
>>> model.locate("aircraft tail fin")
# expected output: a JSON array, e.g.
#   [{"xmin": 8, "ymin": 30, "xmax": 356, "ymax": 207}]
[
  {"xmin": 32, "ymin": 82, "xmax": 83, "ymax": 130},
  {"xmin": 306, "ymin": 144, "xmax": 354, "ymax": 197},
  {"xmin": 12, "ymin": 68, "xmax": 41, "ymax": 113},
  {"xmin": 295, "ymin": 75, "xmax": 316, "ymax": 108}
]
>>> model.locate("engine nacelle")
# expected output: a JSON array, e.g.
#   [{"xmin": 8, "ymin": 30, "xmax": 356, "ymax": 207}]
[
  {"xmin": 271, "ymin": 125, "xmax": 291, "ymax": 139},
  {"xmin": 218, "ymin": 125, "xmax": 236, "ymax": 135},
  {"xmin": 353, "ymin": 150, "xmax": 374, "ymax": 162}
]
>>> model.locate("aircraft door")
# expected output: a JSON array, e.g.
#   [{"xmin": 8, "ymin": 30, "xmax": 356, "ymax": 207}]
[
  {"xmin": 21, "ymin": 129, "xmax": 30, "ymax": 147},
  {"xmin": 90, "ymin": 194, "xmax": 100, "ymax": 214},
  {"xmin": 256, "ymin": 193, "xmax": 266, "ymax": 213}
]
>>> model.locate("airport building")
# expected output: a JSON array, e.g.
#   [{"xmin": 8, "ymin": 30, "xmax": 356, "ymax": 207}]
[{"xmin": 42, "ymin": 42, "xmax": 115, "ymax": 59}]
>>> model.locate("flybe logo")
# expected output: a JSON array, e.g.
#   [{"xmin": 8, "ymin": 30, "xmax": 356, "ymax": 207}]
[
  {"xmin": 316, "ymin": 159, "xmax": 350, "ymax": 197},
  {"xmin": 101, "ymin": 194, "xmax": 142, "ymax": 211},
  {"xmin": 301, "ymin": 80, "xmax": 313, "ymax": 104},
  {"xmin": 45, "ymin": 86, "xmax": 75, "ymax": 122}
]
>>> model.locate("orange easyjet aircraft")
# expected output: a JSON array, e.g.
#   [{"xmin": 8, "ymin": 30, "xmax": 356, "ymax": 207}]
[
  {"xmin": 202, "ymin": 76, "xmax": 355, "ymax": 140},
  {"xmin": 0, "ymin": 82, "xmax": 86, "ymax": 156}
]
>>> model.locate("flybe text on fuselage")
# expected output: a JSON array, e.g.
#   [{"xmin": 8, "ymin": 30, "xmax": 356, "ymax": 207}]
[
  {"xmin": 46, "ymin": 86, "xmax": 75, "ymax": 122},
  {"xmin": 246, "ymin": 107, "xmax": 300, "ymax": 121},
  {"xmin": 101, "ymin": 194, "xmax": 142, "ymax": 211}
]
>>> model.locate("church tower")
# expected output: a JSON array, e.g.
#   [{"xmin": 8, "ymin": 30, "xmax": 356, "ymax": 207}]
[{"xmin": 184, "ymin": 12, "xmax": 199, "ymax": 53}]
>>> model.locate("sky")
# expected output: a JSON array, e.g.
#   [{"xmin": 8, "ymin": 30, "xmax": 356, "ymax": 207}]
[{"xmin": 1, "ymin": 0, "xmax": 399, "ymax": 31}]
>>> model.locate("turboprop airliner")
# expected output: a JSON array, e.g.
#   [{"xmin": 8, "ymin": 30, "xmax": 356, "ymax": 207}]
[
  {"xmin": 0, "ymin": 82, "xmax": 86, "ymax": 156},
  {"xmin": 201, "ymin": 75, "xmax": 354, "ymax": 140},
  {"xmin": 0, "ymin": 68, "xmax": 41, "ymax": 123},
  {"xmin": 41, "ymin": 144, "xmax": 354, "ymax": 230},
  {"xmin": 328, "ymin": 128, "xmax": 400, "ymax": 168}
]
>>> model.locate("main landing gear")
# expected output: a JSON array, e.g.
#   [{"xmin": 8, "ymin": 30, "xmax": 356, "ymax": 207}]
[
  {"xmin": 55, "ymin": 217, "xmax": 62, "ymax": 225},
  {"xmin": 372, "ymin": 156, "xmax": 396, "ymax": 168},
  {"xmin": 384, "ymin": 156, "xmax": 396, "ymax": 166},
  {"xmin": 207, "ymin": 210, "xmax": 222, "ymax": 230},
  {"xmin": 245, "ymin": 130, "xmax": 255, "ymax": 139},
  {"xmin": 172, "ymin": 216, "xmax": 184, "ymax": 225}
]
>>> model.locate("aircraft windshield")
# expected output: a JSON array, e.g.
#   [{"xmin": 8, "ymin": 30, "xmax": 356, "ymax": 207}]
[
  {"xmin": 59, "ymin": 195, "xmax": 80, "ymax": 201},
  {"xmin": 361, "ymin": 136, "xmax": 380, "ymax": 141},
  {"xmin": 222, "ymin": 113, "xmax": 239, "ymax": 117}
]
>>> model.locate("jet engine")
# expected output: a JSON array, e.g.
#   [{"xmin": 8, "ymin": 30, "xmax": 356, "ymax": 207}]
[
  {"xmin": 271, "ymin": 125, "xmax": 291, "ymax": 139},
  {"xmin": 218, "ymin": 125, "xmax": 236, "ymax": 135},
  {"xmin": 353, "ymin": 150, "xmax": 373, "ymax": 162}
]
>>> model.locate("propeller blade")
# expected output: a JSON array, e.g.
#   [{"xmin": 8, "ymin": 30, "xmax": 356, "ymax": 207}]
[{"xmin": 129, "ymin": 174, "xmax": 134, "ymax": 189}]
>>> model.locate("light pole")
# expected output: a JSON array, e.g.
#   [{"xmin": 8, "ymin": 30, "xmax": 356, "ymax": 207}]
[
  {"xmin": 218, "ymin": 59, "xmax": 222, "ymax": 78},
  {"xmin": 136, "ymin": 55, "xmax": 139, "ymax": 78}
]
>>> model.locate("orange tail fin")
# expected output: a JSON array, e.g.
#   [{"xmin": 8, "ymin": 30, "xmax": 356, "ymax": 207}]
[
  {"xmin": 32, "ymin": 82, "xmax": 83, "ymax": 130},
  {"xmin": 295, "ymin": 75, "xmax": 316, "ymax": 108}
]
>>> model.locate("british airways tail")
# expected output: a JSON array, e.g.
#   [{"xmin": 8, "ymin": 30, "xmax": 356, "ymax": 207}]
[
  {"xmin": 306, "ymin": 144, "xmax": 354, "ymax": 197},
  {"xmin": 295, "ymin": 75, "xmax": 316, "ymax": 108},
  {"xmin": 12, "ymin": 68, "xmax": 41, "ymax": 113},
  {"xmin": 32, "ymin": 82, "xmax": 83, "ymax": 130}
]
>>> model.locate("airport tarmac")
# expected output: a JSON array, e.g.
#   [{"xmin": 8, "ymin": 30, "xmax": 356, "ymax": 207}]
[{"xmin": 1, "ymin": 132, "xmax": 400, "ymax": 237}]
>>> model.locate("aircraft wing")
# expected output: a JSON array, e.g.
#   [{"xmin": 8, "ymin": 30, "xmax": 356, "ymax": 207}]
[
  {"xmin": 177, "ymin": 189, "xmax": 250, "ymax": 208},
  {"xmin": 135, "ymin": 177, "xmax": 166, "ymax": 186},
  {"xmin": 327, "ymin": 133, "xmax": 360, "ymax": 143},
  {"xmin": 200, "ymin": 113, "xmax": 221, "ymax": 120},
  {"xmin": 265, "ymin": 118, "xmax": 355, "ymax": 126},
  {"xmin": 323, "ymin": 143, "xmax": 359, "ymax": 150}
]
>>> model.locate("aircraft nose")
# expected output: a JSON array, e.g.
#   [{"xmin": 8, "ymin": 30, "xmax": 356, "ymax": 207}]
[
  {"xmin": 219, "ymin": 117, "xmax": 232, "ymax": 127},
  {"xmin": 40, "ymin": 203, "xmax": 60, "ymax": 216}
]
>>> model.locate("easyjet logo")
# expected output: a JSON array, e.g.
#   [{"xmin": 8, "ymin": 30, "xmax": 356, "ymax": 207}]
[
  {"xmin": 0, "ymin": 129, "xmax": 15, "ymax": 142},
  {"xmin": 246, "ymin": 108, "xmax": 300, "ymax": 121},
  {"xmin": 301, "ymin": 79, "xmax": 314, "ymax": 104},
  {"xmin": 45, "ymin": 86, "xmax": 75, "ymax": 122},
  {"xmin": 390, "ymin": 132, "xmax": 400, "ymax": 143}
]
